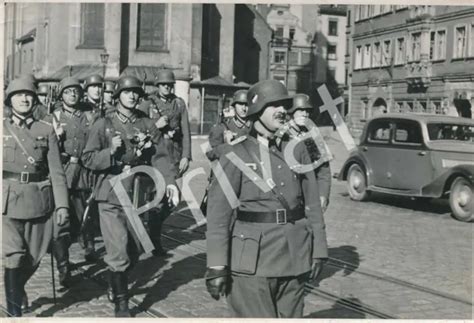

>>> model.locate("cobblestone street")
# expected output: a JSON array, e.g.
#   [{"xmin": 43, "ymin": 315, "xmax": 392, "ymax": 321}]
[{"xmin": 1, "ymin": 131, "xmax": 472, "ymax": 319}]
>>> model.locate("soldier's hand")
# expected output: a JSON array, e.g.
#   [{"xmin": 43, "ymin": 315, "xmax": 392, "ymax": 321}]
[
  {"xmin": 223, "ymin": 130, "xmax": 235, "ymax": 144},
  {"xmin": 110, "ymin": 135, "xmax": 123, "ymax": 155},
  {"xmin": 205, "ymin": 267, "xmax": 230, "ymax": 300},
  {"xmin": 56, "ymin": 208, "xmax": 69, "ymax": 226},
  {"xmin": 178, "ymin": 157, "xmax": 190, "ymax": 176},
  {"xmin": 320, "ymin": 196, "xmax": 328, "ymax": 213},
  {"xmin": 166, "ymin": 184, "xmax": 180, "ymax": 207},
  {"xmin": 309, "ymin": 258, "xmax": 327, "ymax": 282},
  {"xmin": 155, "ymin": 116, "xmax": 169, "ymax": 129}
]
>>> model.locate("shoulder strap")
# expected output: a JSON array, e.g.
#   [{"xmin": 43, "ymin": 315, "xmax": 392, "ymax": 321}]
[
  {"xmin": 240, "ymin": 140, "xmax": 291, "ymax": 210},
  {"xmin": 3, "ymin": 121, "xmax": 36, "ymax": 164}
]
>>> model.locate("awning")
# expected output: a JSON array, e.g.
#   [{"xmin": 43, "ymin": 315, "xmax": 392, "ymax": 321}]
[
  {"xmin": 121, "ymin": 66, "xmax": 192, "ymax": 84},
  {"xmin": 191, "ymin": 76, "xmax": 250, "ymax": 88}
]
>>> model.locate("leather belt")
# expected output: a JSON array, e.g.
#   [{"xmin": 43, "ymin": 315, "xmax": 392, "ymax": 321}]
[
  {"xmin": 3, "ymin": 171, "xmax": 48, "ymax": 184},
  {"xmin": 237, "ymin": 207, "xmax": 305, "ymax": 225}
]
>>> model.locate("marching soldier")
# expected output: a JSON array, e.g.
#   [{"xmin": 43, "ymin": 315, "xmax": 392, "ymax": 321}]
[
  {"xmin": 103, "ymin": 80, "xmax": 116, "ymax": 113},
  {"xmin": 44, "ymin": 77, "xmax": 99, "ymax": 281},
  {"xmin": 36, "ymin": 84, "xmax": 49, "ymax": 107},
  {"xmin": 286, "ymin": 94, "xmax": 332, "ymax": 212},
  {"xmin": 82, "ymin": 75, "xmax": 179, "ymax": 317},
  {"xmin": 205, "ymin": 80, "xmax": 328, "ymax": 318},
  {"xmin": 83, "ymin": 74, "xmax": 104, "ymax": 121},
  {"xmin": 2, "ymin": 78, "xmax": 70, "ymax": 317},
  {"xmin": 137, "ymin": 69, "xmax": 191, "ymax": 255},
  {"xmin": 206, "ymin": 89, "xmax": 252, "ymax": 161}
]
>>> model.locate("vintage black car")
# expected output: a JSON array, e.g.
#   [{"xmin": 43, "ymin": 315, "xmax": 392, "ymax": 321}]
[{"xmin": 338, "ymin": 113, "xmax": 474, "ymax": 222}]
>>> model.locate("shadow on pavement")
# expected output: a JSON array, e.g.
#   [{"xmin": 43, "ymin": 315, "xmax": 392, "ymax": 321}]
[
  {"xmin": 313, "ymin": 245, "xmax": 360, "ymax": 285},
  {"xmin": 133, "ymin": 253, "xmax": 206, "ymax": 315},
  {"xmin": 304, "ymin": 297, "xmax": 367, "ymax": 319}
]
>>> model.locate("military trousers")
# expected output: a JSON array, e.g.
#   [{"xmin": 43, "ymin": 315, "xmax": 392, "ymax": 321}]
[
  {"xmin": 98, "ymin": 202, "xmax": 139, "ymax": 272},
  {"xmin": 227, "ymin": 273, "xmax": 308, "ymax": 318},
  {"xmin": 2, "ymin": 215, "xmax": 54, "ymax": 269}
]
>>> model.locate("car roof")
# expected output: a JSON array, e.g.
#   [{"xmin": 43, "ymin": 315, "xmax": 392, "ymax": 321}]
[{"xmin": 370, "ymin": 113, "xmax": 474, "ymax": 125}]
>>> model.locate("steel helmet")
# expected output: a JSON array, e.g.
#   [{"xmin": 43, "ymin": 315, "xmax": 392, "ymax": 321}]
[
  {"xmin": 113, "ymin": 75, "xmax": 144, "ymax": 98},
  {"xmin": 104, "ymin": 81, "xmax": 115, "ymax": 93},
  {"xmin": 288, "ymin": 93, "xmax": 312, "ymax": 114},
  {"xmin": 154, "ymin": 69, "xmax": 176, "ymax": 85},
  {"xmin": 4, "ymin": 77, "xmax": 37, "ymax": 106},
  {"xmin": 84, "ymin": 74, "xmax": 104, "ymax": 89},
  {"xmin": 246, "ymin": 80, "xmax": 292, "ymax": 117},
  {"xmin": 58, "ymin": 77, "xmax": 82, "ymax": 98},
  {"xmin": 231, "ymin": 90, "xmax": 248, "ymax": 106},
  {"xmin": 37, "ymin": 84, "xmax": 50, "ymax": 95}
]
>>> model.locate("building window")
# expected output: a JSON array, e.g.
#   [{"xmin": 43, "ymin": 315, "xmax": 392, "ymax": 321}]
[
  {"xmin": 470, "ymin": 23, "xmax": 474, "ymax": 56},
  {"xmin": 381, "ymin": 5, "xmax": 391, "ymax": 14},
  {"xmin": 289, "ymin": 27, "xmax": 295, "ymax": 40},
  {"xmin": 409, "ymin": 32, "xmax": 421, "ymax": 62},
  {"xmin": 327, "ymin": 44, "xmax": 337, "ymax": 60},
  {"xmin": 354, "ymin": 5, "xmax": 360, "ymax": 21},
  {"xmin": 328, "ymin": 67, "xmax": 336, "ymax": 79},
  {"xmin": 372, "ymin": 5, "xmax": 381, "ymax": 16},
  {"xmin": 363, "ymin": 44, "xmax": 371, "ymax": 68},
  {"xmin": 355, "ymin": 45, "xmax": 362, "ymax": 70},
  {"xmin": 454, "ymin": 25, "xmax": 467, "ymax": 58},
  {"xmin": 394, "ymin": 101, "xmax": 403, "ymax": 113},
  {"xmin": 274, "ymin": 50, "xmax": 286, "ymax": 64},
  {"xmin": 430, "ymin": 29, "xmax": 446, "ymax": 61},
  {"xmin": 430, "ymin": 31, "xmax": 435, "ymax": 60},
  {"xmin": 382, "ymin": 40, "xmax": 391, "ymax": 66},
  {"xmin": 275, "ymin": 25, "xmax": 284, "ymax": 39},
  {"xmin": 301, "ymin": 51, "xmax": 311, "ymax": 65},
  {"xmin": 80, "ymin": 3, "xmax": 104, "ymax": 48},
  {"xmin": 289, "ymin": 51, "xmax": 299, "ymax": 65},
  {"xmin": 137, "ymin": 4, "xmax": 167, "ymax": 51},
  {"xmin": 395, "ymin": 37, "xmax": 406, "ymax": 65},
  {"xmin": 328, "ymin": 19, "xmax": 338, "ymax": 36},
  {"xmin": 373, "ymin": 42, "xmax": 381, "ymax": 67}
]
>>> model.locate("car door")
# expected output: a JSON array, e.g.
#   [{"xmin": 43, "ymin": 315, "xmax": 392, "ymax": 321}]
[
  {"xmin": 361, "ymin": 119, "xmax": 394, "ymax": 188},
  {"xmin": 388, "ymin": 119, "xmax": 433, "ymax": 191}
]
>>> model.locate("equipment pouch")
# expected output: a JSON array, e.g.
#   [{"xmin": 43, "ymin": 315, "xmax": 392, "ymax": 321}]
[
  {"xmin": 37, "ymin": 180, "xmax": 54, "ymax": 215},
  {"xmin": 231, "ymin": 229, "xmax": 262, "ymax": 274}
]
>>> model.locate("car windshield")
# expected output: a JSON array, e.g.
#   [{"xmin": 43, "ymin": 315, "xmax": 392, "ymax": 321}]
[{"xmin": 427, "ymin": 123, "xmax": 474, "ymax": 142}]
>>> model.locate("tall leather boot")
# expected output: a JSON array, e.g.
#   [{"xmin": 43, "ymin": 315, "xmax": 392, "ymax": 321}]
[
  {"xmin": 112, "ymin": 272, "xmax": 131, "ymax": 317},
  {"xmin": 18, "ymin": 264, "xmax": 38, "ymax": 313},
  {"xmin": 84, "ymin": 235, "xmax": 98, "ymax": 263},
  {"xmin": 52, "ymin": 236, "xmax": 71, "ymax": 288},
  {"xmin": 4, "ymin": 268, "xmax": 22, "ymax": 317},
  {"xmin": 149, "ymin": 210, "xmax": 168, "ymax": 257},
  {"xmin": 106, "ymin": 270, "xmax": 115, "ymax": 303}
]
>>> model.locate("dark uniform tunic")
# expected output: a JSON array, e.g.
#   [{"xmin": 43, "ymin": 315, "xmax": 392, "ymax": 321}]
[
  {"xmin": 138, "ymin": 93, "xmax": 192, "ymax": 172},
  {"xmin": 2, "ymin": 112, "xmax": 69, "ymax": 269},
  {"xmin": 82, "ymin": 109, "xmax": 177, "ymax": 272},
  {"xmin": 206, "ymin": 135, "xmax": 328, "ymax": 317},
  {"xmin": 206, "ymin": 117, "xmax": 252, "ymax": 161},
  {"xmin": 287, "ymin": 124, "xmax": 332, "ymax": 204},
  {"xmin": 43, "ymin": 106, "xmax": 94, "ymax": 238}
]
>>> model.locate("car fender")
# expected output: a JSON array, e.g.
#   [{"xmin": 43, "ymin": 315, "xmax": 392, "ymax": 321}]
[
  {"xmin": 338, "ymin": 153, "xmax": 371, "ymax": 183},
  {"xmin": 421, "ymin": 165, "xmax": 474, "ymax": 197}
]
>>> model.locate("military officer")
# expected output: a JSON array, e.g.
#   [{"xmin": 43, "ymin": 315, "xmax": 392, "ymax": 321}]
[
  {"xmin": 2, "ymin": 77, "xmax": 69, "ymax": 317},
  {"xmin": 83, "ymin": 74, "xmax": 104, "ymax": 121},
  {"xmin": 286, "ymin": 94, "xmax": 332, "ymax": 212},
  {"xmin": 44, "ymin": 77, "xmax": 99, "ymax": 275},
  {"xmin": 82, "ymin": 75, "xmax": 179, "ymax": 317},
  {"xmin": 205, "ymin": 80, "xmax": 328, "ymax": 318},
  {"xmin": 137, "ymin": 69, "xmax": 191, "ymax": 255},
  {"xmin": 206, "ymin": 89, "xmax": 252, "ymax": 161}
]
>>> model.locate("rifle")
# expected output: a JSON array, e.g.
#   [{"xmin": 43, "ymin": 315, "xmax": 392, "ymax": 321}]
[
  {"xmin": 99, "ymin": 82, "xmax": 106, "ymax": 117},
  {"xmin": 80, "ymin": 191, "xmax": 96, "ymax": 234}
]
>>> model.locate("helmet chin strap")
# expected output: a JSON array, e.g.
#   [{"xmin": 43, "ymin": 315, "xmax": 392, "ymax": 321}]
[{"xmin": 254, "ymin": 118, "xmax": 275, "ymax": 138}]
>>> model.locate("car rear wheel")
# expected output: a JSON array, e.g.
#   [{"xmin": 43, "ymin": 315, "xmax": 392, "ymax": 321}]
[
  {"xmin": 347, "ymin": 164, "xmax": 370, "ymax": 201},
  {"xmin": 449, "ymin": 177, "xmax": 473, "ymax": 222}
]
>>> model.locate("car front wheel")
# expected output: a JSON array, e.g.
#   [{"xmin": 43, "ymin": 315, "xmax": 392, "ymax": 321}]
[
  {"xmin": 449, "ymin": 177, "xmax": 473, "ymax": 222},
  {"xmin": 347, "ymin": 164, "xmax": 370, "ymax": 201}
]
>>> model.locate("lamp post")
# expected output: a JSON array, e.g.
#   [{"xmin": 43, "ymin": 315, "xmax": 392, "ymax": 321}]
[{"xmin": 100, "ymin": 50, "xmax": 109, "ymax": 78}]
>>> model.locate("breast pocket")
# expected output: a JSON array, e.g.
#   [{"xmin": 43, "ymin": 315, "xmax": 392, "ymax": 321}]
[
  {"xmin": 3, "ymin": 139, "xmax": 16, "ymax": 162},
  {"xmin": 230, "ymin": 229, "xmax": 262, "ymax": 274}
]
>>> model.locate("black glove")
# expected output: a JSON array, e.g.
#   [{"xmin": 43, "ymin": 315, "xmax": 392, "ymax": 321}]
[
  {"xmin": 309, "ymin": 258, "xmax": 327, "ymax": 282},
  {"xmin": 205, "ymin": 267, "xmax": 230, "ymax": 300}
]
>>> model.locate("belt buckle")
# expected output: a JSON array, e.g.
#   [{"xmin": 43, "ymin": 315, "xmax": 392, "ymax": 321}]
[
  {"xmin": 276, "ymin": 209, "xmax": 287, "ymax": 225},
  {"xmin": 20, "ymin": 172, "xmax": 29, "ymax": 184},
  {"xmin": 70, "ymin": 156, "xmax": 79, "ymax": 164}
]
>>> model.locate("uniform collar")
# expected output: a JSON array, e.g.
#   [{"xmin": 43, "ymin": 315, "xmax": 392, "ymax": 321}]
[
  {"xmin": 116, "ymin": 110, "xmax": 137, "ymax": 124},
  {"xmin": 158, "ymin": 93, "xmax": 172, "ymax": 103},
  {"xmin": 11, "ymin": 111, "xmax": 34, "ymax": 128},
  {"xmin": 62, "ymin": 105, "xmax": 82, "ymax": 118},
  {"xmin": 233, "ymin": 116, "xmax": 251, "ymax": 129}
]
